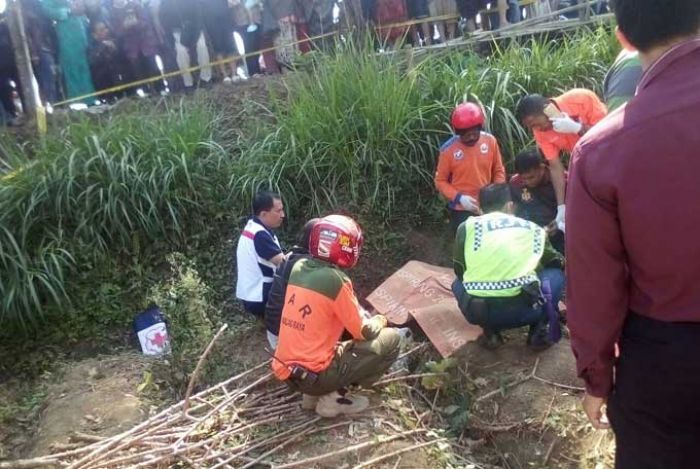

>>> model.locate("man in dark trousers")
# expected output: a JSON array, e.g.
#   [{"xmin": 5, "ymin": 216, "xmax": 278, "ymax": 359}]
[{"xmin": 566, "ymin": 1, "xmax": 700, "ymax": 467}]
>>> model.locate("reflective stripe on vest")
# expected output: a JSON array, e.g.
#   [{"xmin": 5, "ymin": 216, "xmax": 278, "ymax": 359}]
[
  {"xmin": 463, "ymin": 212, "xmax": 545, "ymax": 298},
  {"xmin": 464, "ymin": 274, "xmax": 540, "ymax": 292}
]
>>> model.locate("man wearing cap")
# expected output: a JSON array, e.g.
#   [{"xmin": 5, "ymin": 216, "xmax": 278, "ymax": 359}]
[{"xmin": 435, "ymin": 102, "xmax": 506, "ymax": 235}]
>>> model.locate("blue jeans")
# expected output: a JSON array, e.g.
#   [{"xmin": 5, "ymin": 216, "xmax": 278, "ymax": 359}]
[
  {"xmin": 452, "ymin": 268, "xmax": 564, "ymax": 334},
  {"xmin": 540, "ymin": 268, "xmax": 564, "ymax": 310},
  {"xmin": 487, "ymin": 0, "xmax": 523, "ymax": 29}
]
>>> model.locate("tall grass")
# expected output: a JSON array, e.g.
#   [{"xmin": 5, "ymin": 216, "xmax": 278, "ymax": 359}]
[
  {"xmin": 230, "ymin": 39, "xmax": 447, "ymax": 220},
  {"xmin": 0, "ymin": 27, "xmax": 619, "ymax": 331},
  {"xmin": 0, "ymin": 101, "xmax": 231, "ymax": 329}
]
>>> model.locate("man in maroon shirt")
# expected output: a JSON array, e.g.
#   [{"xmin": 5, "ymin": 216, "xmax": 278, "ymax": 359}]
[{"xmin": 566, "ymin": 1, "xmax": 700, "ymax": 467}]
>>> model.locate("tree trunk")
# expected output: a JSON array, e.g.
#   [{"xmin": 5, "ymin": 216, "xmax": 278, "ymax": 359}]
[{"xmin": 6, "ymin": 0, "xmax": 39, "ymax": 121}]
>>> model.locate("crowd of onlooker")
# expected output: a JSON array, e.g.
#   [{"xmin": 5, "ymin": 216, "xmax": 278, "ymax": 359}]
[
  {"xmin": 0, "ymin": 0, "xmax": 341, "ymax": 121},
  {"xmin": 0, "ymin": 0, "xmax": 609, "ymax": 124}
]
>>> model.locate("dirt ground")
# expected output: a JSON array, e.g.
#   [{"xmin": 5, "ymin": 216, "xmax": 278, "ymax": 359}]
[
  {"xmin": 28, "ymin": 354, "xmax": 148, "ymax": 457},
  {"xmin": 1, "ymin": 330, "xmax": 614, "ymax": 468},
  {"xmin": 0, "ymin": 84, "xmax": 615, "ymax": 467}
]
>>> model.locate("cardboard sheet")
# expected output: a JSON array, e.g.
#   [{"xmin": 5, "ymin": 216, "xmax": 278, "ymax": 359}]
[{"xmin": 367, "ymin": 261, "xmax": 483, "ymax": 357}]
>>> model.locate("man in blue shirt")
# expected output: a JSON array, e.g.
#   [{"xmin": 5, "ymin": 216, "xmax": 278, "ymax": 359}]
[{"xmin": 236, "ymin": 191, "xmax": 285, "ymax": 317}]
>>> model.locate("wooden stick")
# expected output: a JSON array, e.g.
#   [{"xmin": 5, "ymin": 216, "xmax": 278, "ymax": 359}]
[
  {"xmin": 418, "ymin": 388, "xmax": 440, "ymax": 427},
  {"xmin": 67, "ymin": 378, "xmax": 230, "ymax": 469},
  {"xmin": 539, "ymin": 392, "xmax": 557, "ymax": 433},
  {"xmin": 238, "ymin": 425, "xmax": 316, "ymax": 469},
  {"xmin": 183, "ymin": 324, "xmax": 229, "ymax": 414},
  {"xmin": 475, "ymin": 359, "xmax": 540, "ymax": 403},
  {"xmin": 543, "ymin": 437, "xmax": 558, "ymax": 465},
  {"xmin": 351, "ymin": 438, "xmax": 447, "ymax": 469},
  {"xmin": 210, "ymin": 417, "xmax": 321, "ymax": 469},
  {"xmin": 69, "ymin": 433, "xmax": 104, "ymax": 443},
  {"xmin": 0, "ymin": 460, "xmax": 61, "ymax": 469},
  {"xmin": 198, "ymin": 414, "xmax": 310, "ymax": 464},
  {"xmin": 273, "ymin": 429, "xmax": 428, "ymax": 469},
  {"xmin": 180, "ymin": 372, "xmax": 273, "ymax": 441},
  {"xmin": 375, "ymin": 372, "xmax": 448, "ymax": 386},
  {"xmin": 397, "ymin": 342, "xmax": 428, "ymax": 361},
  {"xmin": 468, "ymin": 0, "xmax": 604, "ymax": 40},
  {"xmin": 470, "ymin": 420, "xmax": 524, "ymax": 433},
  {"xmin": 532, "ymin": 375, "xmax": 585, "ymax": 392}
]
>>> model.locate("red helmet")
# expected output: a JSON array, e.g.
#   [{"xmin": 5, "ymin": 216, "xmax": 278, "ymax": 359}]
[
  {"xmin": 451, "ymin": 102, "xmax": 485, "ymax": 131},
  {"xmin": 309, "ymin": 215, "xmax": 364, "ymax": 269}
]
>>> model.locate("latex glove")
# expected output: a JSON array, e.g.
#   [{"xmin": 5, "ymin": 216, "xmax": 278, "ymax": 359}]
[
  {"xmin": 556, "ymin": 204, "xmax": 566, "ymax": 232},
  {"xmin": 551, "ymin": 114, "xmax": 583, "ymax": 134},
  {"xmin": 459, "ymin": 195, "xmax": 478, "ymax": 213}
]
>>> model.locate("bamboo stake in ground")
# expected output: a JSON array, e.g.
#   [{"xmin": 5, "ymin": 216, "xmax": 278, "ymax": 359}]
[{"xmin": 183, "ymin": 323, "xmax": 229, "ymax": 414}]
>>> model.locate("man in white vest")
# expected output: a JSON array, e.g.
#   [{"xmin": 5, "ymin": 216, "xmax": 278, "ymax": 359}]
[{"xmin": 236, "ymin": 191, "xmax": 285, "ymax": 317}]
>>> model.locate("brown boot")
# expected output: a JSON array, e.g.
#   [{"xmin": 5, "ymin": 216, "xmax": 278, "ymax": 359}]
[{"xmin": 315, "ymin": 391, "xmax": 369, "ymax": 418}]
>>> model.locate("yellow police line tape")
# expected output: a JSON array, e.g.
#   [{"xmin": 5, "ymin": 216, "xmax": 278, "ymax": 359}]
[{"xmin": 50, "ymin": 13, "xmax": 462, "ymax": 109}]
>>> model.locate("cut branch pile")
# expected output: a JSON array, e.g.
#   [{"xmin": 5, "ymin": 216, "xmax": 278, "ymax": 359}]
[{"xmin": 1, "ymin": 345, "xmax": 446, "ymax": 469}]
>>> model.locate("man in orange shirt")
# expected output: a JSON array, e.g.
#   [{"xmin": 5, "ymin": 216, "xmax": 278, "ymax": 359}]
[
  {"xmin": 435, "ymin": 102, "xmax": 506, "ymax": 234},
  {"xmin": 516, "ymin": 89, "xmax": 607, "ymax": 232},
  {"xmin": 272, "ymin": 215, "xmax": 400, "ymax": 418}
]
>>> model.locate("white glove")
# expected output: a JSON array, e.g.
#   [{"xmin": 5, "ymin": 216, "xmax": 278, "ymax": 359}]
[
  {"xmin": 550, "ymin": 114, "xmax": 583, "ymax": 134},
  {"xmin": 556, "ymin": 204, "xmax": 566, "ymax": 232},
  {"xmin": 459, "ymin": 195, "xmax": 478, "ymax": 213}
]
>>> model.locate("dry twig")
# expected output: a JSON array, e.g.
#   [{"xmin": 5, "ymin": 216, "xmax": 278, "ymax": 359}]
[
  {"xmin": 351, "ymin": 438, "xmax": 447, "ymax": 469},
  {"xmin": 376, "ymin": 372, "xmax": 448, "ymax": 386},
  {"xmin": 475, "ymin": 359, "xmax": 540, "ymax": 403},
  {"xmin": 183, "ymin": 324, "xmax": 229, "ymax": 414},
  {"xmin": 274, "ymin": 429, "xmax": 429, "ymax": 469}
]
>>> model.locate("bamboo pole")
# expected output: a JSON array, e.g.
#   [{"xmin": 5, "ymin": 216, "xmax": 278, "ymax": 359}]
[{"xmin": 7, "ymin": 0, "xmax": 41, "ymax": 120}]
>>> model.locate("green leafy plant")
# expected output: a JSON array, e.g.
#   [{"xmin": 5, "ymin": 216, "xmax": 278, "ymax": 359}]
[{"xmin": 147, "ymin": 253, "xmax": 220, "ymax": 394}]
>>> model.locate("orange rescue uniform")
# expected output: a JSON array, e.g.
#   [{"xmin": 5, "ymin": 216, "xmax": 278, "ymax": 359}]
[
  {"xmin": 534, "ymin": 89, "xmax": 607, "ymax": 160},
  {"xmin": 272, "ymin": 258, "xmax": 366, "ymax": 381},
  {"xmin": 434, "ymin": 132, "xmax": 506, "ymax": 210}
]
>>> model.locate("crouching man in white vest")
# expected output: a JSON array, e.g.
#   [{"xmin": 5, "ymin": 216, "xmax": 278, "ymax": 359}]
[{"xmin": 236, "ymin": 191, "xmax": 286, "ymax": 318}]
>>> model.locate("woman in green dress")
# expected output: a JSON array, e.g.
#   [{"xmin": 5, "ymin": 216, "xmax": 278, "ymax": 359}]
[{"xmin": 40, "ymin": 0, "xmax": 94, "ymax": 101}]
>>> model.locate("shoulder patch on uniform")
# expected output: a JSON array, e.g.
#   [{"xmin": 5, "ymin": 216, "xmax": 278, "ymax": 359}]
[
  {"xmin": 480, "ymin": 143, "xmax": 489, "ymax": 154},
  {"xmin": 440, "ymin": 135, "xmax": 459, "ymax": 152},
  {"xmin": 454, "ymin": 149, "xmax": 464, "ymax": 160}
]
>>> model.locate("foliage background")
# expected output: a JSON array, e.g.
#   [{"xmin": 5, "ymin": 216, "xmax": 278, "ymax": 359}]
[{"xmin": 0, "ymin": 28, "xmax": 618, "ymax": 352}]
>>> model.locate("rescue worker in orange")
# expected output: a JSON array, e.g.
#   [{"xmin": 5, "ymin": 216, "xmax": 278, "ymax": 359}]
[
  {"xmin": 272, "ymin": 215, "xmax": 400, "ymax": 418},
  {"xmin": 515, "ymin": 89, "xmax": 607, "ymax": 232},
  {"xmin": 435, "ymin": 102, "xmax": 506, "ymax": 234}
]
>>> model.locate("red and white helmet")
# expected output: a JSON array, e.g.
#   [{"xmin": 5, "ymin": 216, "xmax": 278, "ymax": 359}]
[
  {"xmin": 309, "ymin": 215, "xmax": 364, "ymax": 269},
  {"xmin": 451, "ymin": 102, "xmax": 485, "ymax": 131}
]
